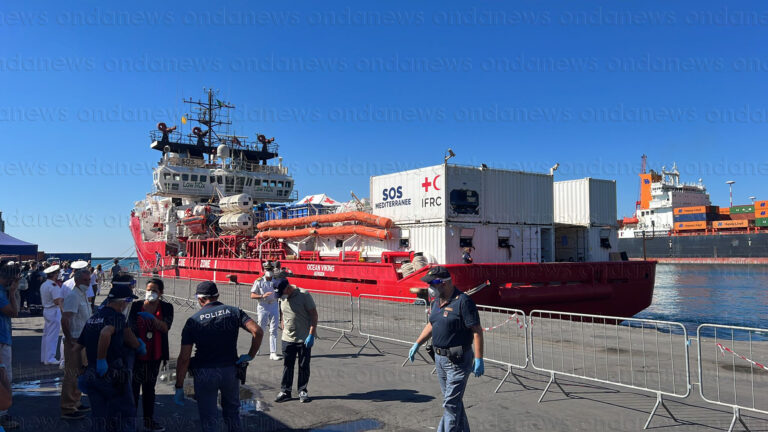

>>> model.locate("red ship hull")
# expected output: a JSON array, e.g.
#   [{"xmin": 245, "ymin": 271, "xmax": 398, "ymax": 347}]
[{"xmin": 131, "ymin": 216, "xmax": 656, "ymax": 317}]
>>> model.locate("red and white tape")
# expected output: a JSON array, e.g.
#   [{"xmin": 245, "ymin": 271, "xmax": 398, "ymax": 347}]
[
  {"xmin": 716, "ymin": 343, "xmax": 767, "ymax": 371},
  {"xmin": 483, "ymin": 314, "xmax": 524, "ymax": 332}
]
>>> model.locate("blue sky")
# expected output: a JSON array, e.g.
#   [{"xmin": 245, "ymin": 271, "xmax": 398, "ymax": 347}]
[{"xmin": 2, "ymin": 0, "xmax": 768, "ymax": 256}]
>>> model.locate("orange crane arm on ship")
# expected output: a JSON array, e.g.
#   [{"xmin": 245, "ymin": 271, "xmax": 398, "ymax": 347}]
[
  {"xmin": 256, "ymin": 225, "xmax": 391, "ymax": 240},
  {"xmin": 256, "ymin": 211, "xmax": 393, "ymax": 230}
]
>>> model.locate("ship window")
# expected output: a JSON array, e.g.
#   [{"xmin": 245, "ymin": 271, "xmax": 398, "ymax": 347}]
[
  {"xmin": 449, "ymin": 189, "xmax": 480, "ymax": 215},
  {"xmin": 270, "ymin": 181, "xmax": 277, "ymax": 187},
  {"xmin": 182, "ymin": 174, "xmax": 189, "ymax": 181},
  {"xmin": 171, "ymin": 184, "xmax": 179, "ymax": 191},
  {"xmin": 285, "ymin": 181, "xmax": 291, "ymax": 188},
  {"xmin": 210, "ymin": 176, "xmax": 216, "ymax": 183},
  {"xmin": 263, "ymin": 180, "xmax": 270, "ymax": 186},
  {"xmin": 191, "ymin": 175, "xmax": 198, "ymax": 181},
  {"xmin": 199, "ymin": 176, "xmax": 206, "ymax": 183},
  {"xmin": 217, "ymin": 176, "xmax": 223, "ymax": 184},
  {"xmin": 277, "ymin": 190, "xmax": 283, "ymax": 196},
  {"xmin": 278, "ymin": 181, "xmax": 284, "ymax": 187},
  {"xmin": 173, "ymin": 174, "xmax": 180, "ymax": 181},
  {"xmin": 245, "ymin": 179, "xmax": 251, "ymax": 186},
  {"xmin": 236, "ymin": 177, "xmax": 245, "ymax": 187},
  {"xmin": 163, "ymin": 173, "xmax": 170, "ymax": 180}
]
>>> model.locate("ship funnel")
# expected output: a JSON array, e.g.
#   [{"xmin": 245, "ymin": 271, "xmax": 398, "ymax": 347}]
[{"xmin": 216, "ymin": 144, "xmax": 230, "ymax": 160}]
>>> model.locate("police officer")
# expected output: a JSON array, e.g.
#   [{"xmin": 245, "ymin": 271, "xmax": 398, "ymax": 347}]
[
  {"xmin": 409, "ymin": 266, "xmax": 485, "ymax": 432},
  {"xmin": 174, "ymin": 281, "xmax": 263, "ymax": 432},
  {"xmin": 77, "ymin": 276, "xmax": 146, "ymax": 432}
]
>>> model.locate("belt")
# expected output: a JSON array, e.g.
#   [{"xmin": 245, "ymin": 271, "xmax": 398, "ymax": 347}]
[
  {"xmin": 43, "ymin": 305, "xmax": 59, "ymax": 310},
  {"xmin": 434, "ymin": 345, "xmax": 472, "ymax": 357}
]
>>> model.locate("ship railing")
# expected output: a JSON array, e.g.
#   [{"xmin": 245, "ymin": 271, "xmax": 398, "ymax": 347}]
[
  {"xmin": 477, "ymin": 306, "xmax": 529, "ymax": 393},
  {"xmin": 356, "ymin": 294, "xmax": 432, "ymax": 364},
  {"xmin": 696, "ymin": 323, "xmax": 768, "ymax": 432},
  {"xmin": 528, "ymin": 310, "xmax": 691, "ymax": 429}
]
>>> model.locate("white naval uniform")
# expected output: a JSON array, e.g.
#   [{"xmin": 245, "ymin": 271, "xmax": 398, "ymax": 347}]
[
  {"xmin": 251, "ymin": 278, "xmax": 279, "ymax": 354},
  {"xmin": 40, "ymin": 279, "xmax": 63, "ymax": 363}
]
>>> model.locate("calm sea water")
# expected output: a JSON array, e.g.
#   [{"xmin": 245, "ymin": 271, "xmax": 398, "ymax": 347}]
[
  {"xmin": 92, "ymin": 257, "xmax": 139, "ymax": 270},
  {"xmin": 634, "ymin": 264, "xmax": 768, "ymax": 334}
]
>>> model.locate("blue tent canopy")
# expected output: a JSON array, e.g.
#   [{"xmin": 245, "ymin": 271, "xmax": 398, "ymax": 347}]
[{"xmin": 0, "ymin": 232, "xmax": 38, "ymax": 256}]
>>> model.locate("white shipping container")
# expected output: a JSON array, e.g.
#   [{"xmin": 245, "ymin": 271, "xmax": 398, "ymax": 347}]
[
  {"xmin": 554, "ymin": 178, "xmax": 617, "ymax": 227},
  {"xmin": 554, "ymin": 226, "xmax": 617, "ymax": 262},
  {"xmin": 370, "ymin": 164, "xmax": 554, "ymax": 226}
]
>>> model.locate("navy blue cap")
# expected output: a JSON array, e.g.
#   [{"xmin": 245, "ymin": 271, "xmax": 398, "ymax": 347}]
[
  {"xmin": 196, "ymin": 281, "xmax": 219, "ymax": 297},
  {"xmin": 107, "ymin": 283, "xmax": 139, "ymax": 300},
  {"xmin": 275, "ymin": 278, "xmax": 289, "ymax": 296},
  {"xmin": 420, "ymin": 266, "xmax": 451, "ymax": 283}
]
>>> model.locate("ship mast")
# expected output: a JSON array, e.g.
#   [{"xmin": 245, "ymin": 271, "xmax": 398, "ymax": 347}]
[{"xmin": 183, "ymin": 88, "xmax": 235, "ymax": 160}]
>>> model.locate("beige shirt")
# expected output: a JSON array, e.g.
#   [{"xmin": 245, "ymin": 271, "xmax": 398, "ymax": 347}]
[
  {"xmin": 279, "ymin": 288, "xmax": 316, "ymax": 343},
  {"xmin": 62, "ymin": 285, "xmax": 91, "ymax": 338}
]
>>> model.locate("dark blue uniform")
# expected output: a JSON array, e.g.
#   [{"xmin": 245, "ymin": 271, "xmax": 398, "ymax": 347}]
[
  {"xmin": 77, "ymin": 306, "xmax": 135, "ymax": 432},
  {"xmin": 180, "ymin": 302, "xmax": 253, "ymax": 432},
  {"xmin": 429, "ymin": 290, "xmax": 480, "ymax": 432}
]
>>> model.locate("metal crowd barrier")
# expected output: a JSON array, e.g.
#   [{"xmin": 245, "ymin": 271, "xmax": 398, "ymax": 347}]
[
  {"xmin": 305, "ymin": 289, "xmax": 355, "ymax": 349},
  {"xmin": 697, "ymin": 323, "xmax": 768, "ymax": 432},
  {"xmin": 478, "ymin": 306, "xmax": 529, "ymax": 392},
  {"xmin": 529, "ymin": 310, "xmax": 690, "ymax": 429},
  {"xmin": 357, "ymin": 294, "xmax": 430, "ymax": 363}
]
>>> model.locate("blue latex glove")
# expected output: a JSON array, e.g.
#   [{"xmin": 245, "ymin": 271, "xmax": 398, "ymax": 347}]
[
  {"xmin": 96, "ymin": 359, "xmax": 108, "ymax": 377},
  {"xmin": 136, "ymin": 339, "xmax": 147, "ymax": 356},
  {"xmin": 236, "ymin": 354, "xmax": 252, "ymax": 365},
  {"xmin": 138, "ymin": 311, "xmax": 155, "ymax": 320},
  {"xmin": 304, "ymin": 334, "xmax": 315, "ymax": 348},
  {"xmin": 408, "ymin": 342, "xmax": 420, "ymax": 363},
  {"xmin": 174, "ymin": 387, "xmax": 185, "ymax": 406},
  {"xmin": 473, "ymin": 358, "xmax": 485, "ymax": 377}
]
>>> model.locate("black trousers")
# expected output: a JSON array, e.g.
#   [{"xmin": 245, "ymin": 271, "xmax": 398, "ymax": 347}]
[
  {"xmin": 132, "ymin": 359, "xmax": 162, "ymax": 423},
  {"xmin": 281, "ymin": 342, "xmax": 311, "ymax": 393}
]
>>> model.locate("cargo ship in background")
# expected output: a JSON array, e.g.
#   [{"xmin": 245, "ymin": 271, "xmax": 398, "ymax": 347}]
[
  {"xmin": 130, "ymin": 90, "xmax": 656, "ymax": 317},
  {"xmin": 618, "ymin": 155, "xmax": 768, "ymax": 263}
]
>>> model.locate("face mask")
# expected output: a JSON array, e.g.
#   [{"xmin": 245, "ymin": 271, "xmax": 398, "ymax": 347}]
[
  {"xmin": 145, "ymin": 291, "xmax": 159, "ymax": 302},
  {"xmin": 77, "ymin": 284, "xmax": 89, "ymax": 293},
  {"xmin": 122, "ymin": 304, "xmax": 131, "ymax": 317},
  {"xmin": 428, "ymin": 286, "xmax": 439, "ymax": 298}
]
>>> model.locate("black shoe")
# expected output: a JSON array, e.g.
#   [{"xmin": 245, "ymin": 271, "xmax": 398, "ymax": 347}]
[
  {"xmin": 144, "ymin": 419, "xmax": 166, "ymax": 432},
  {"xmin": 299, "ymin": 390, "xmax": 310, "ymax": 403},
  {"xmin": 274, "ymin": 391, "xmax": 291, "ymax": 403},
  {"xmin": 61, "ymin": 411, "xmax": 86, "ymax": 420}
]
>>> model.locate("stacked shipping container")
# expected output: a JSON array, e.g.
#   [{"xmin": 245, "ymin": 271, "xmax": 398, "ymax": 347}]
[{"xmin": 755, "ymin": 200, "xmax": 768, "ymax": 227}]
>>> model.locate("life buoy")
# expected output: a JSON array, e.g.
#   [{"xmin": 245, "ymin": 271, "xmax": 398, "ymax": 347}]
[
  {"xmin": 185, "ymin": 208, "xmax": 192, "ymax": 217},
  {"xmin": 193, "ymin": 126, "xmax": 203, "ymax": 136},
  {"xmin": 157, "ymin": 122, "xmax": 167, "ymax": 131}
]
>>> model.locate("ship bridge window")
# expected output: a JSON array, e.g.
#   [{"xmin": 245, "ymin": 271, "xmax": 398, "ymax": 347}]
[
  {"xmin": 210, "ymin": 176, "xmax": 216, "ymax": 183},
  {"xmin": 199, "ymin": 176, "xmax": 206, "ymax": 183},
  {"xmin": 262, "ymin": 180, "xmax": 270, "ymax": 186},
  {"xmin": 270, "ymin": 180, "xmax": 277, "ymax": 187},
  {"xmin": 217, "ymin": 176, "xmax": 223, "ymax": 184},
  {"xmin": 182, "ymin": 174, "xmax": 189, "ymax": 181},
  {"xmin": 171, "ymin": 184, "xmax": 179, "ymax": 191},
  {"xmin": 173, "ymin": 174, "xmax": 180, "ymax": 181},
  {"xmin": 285, "ymin": 181, "xmax": 291, "ymax": 188},
  {"xmin": 278, "ymin": 181, "xmax": 284, "ymax": 187},
  {"xmin": 449, "ymin": 189, "xmax": 480, "ymax": 215},
  {"xmin": 163, "ymin": 173, "xmax": 171, "ymax": 180},
  {"xmin": 191, "ymin": 175, "xmax": 198, "ymax": 182},
  {"xmin": 225, "ymin": 176, "xmax": 235, "ymax": 193}
]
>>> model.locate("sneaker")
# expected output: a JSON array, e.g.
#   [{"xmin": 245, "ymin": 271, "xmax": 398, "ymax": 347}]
[
  {"xmin": 269, "ymin": 353, "xmax": 282, "ymax": 361},
  {"xmin": 144, "ymin": 419, "xmax": 166, "ymax": 432},
  {"xmin": 61, "ymin": 411, "xmax": 86, "ymax": 420},
  {"xmin": 0, "ymin": 415, "xmax": 19, "ymax": 429},
  {"xmin": 274, "ymin": 391, "xmax": 291, "ymax": 403},
  {"xmin": 299, "ymin": 390, "xmax": 310, "ymax": 403}
]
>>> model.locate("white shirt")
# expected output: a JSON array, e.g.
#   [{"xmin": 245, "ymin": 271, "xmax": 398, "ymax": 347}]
[
  {"xmin": 40, "ymin": 280, "xmax": 62, "ymax": 308},
  {"xmin": 61, "ymin": 286, "xmax": 91, "ymax": 338},
  {"xmin": 61, "ymin": 278, "xmax": 95, "ymax": 299},
  {"xmin": 250, "ymin": 278, "xmax": 277, "ymax": 305}
]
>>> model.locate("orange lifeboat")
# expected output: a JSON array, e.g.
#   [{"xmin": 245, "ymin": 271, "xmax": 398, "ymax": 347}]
[
  {"xmin": 622, "ymin": 217, "xmax": 639, "ymax": 225},
  {"xmin": 256, "ymin": 225, "xmax": 390, "ymax": 240},
  {"xmin": 257, "ymin": 211, "xmax": 392, "ymax": 230}
]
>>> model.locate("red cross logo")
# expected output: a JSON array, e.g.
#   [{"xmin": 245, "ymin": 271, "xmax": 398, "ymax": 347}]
[{"xmin": 421, "ymin": 177, "xmax": 432, "ymax": 192}]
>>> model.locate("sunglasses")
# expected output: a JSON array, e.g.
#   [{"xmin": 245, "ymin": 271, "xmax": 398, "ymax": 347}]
[{"xmin": 428, "ymin": 278, "xmax": 445, "ymax": 285}]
